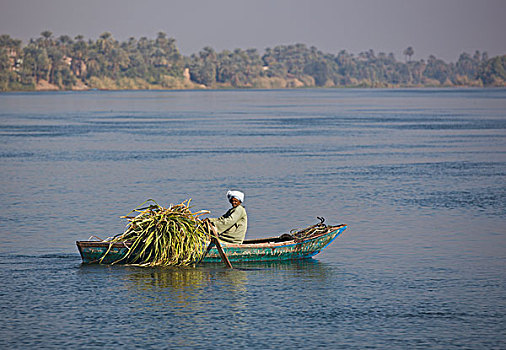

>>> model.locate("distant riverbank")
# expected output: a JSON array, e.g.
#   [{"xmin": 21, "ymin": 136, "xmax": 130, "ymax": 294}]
[{"xmin": 1, "ymin": 32, "xmax": 505, "ymax": 92}]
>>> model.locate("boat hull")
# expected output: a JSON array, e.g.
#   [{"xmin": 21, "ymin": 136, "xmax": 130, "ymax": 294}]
[{"xmin": 76, "ymin": 224, "xmax": 347, "ymax": 264}]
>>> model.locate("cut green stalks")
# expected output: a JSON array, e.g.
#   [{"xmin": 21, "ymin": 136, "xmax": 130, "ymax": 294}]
[{"xmin": 100, "ymin": 199, "xmax": 211, "ymax": 266}]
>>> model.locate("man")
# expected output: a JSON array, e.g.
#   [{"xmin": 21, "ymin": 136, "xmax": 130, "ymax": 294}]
[{"xmin": 209, "ymin": 190, "xmax": 247, "ymax": 244}]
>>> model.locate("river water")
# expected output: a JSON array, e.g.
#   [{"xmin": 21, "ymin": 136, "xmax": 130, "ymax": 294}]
[{"xmin": 0, "ymin": 89, "xmax": 505, "ymax": 349}]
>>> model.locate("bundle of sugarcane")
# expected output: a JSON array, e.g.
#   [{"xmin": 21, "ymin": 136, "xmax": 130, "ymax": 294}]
[{"xmin": 100, "ymin": 199, "xmax": 211, "ymax": 266}]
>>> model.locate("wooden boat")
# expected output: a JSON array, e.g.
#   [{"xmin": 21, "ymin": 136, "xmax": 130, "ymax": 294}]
[{"xmin": 76, "ymin": 224, "xmax": 347, "ymax": 264}]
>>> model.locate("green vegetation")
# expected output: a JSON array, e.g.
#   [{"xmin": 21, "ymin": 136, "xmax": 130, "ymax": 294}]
[
  {"xmin": 102, "ymin": 199, "xmax": 211, "ymax": 266},
  {"xmin": 1, "ymin": 32, "xmax": 505, "ymax": 91}
]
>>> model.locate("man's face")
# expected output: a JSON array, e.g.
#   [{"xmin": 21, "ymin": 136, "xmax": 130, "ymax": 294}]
[{"xmin": 230, "ymin": 197, "xmax": 241, "ymax": 208}]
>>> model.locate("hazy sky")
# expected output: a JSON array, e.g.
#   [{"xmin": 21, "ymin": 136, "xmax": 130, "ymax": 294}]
[{"xmin": 1, "ymin": 0, "xmax": 505, "ymax": 62}]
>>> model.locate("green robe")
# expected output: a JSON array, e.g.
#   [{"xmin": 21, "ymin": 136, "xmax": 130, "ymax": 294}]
[{"xmin": 210, "ymin": 205, "xmax": 247, "ymax": 244}]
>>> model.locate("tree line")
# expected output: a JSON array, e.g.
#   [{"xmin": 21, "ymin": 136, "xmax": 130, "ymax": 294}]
[{"xmin": 1, "ymin": 31, "xmax": 505, "ymax": 91}]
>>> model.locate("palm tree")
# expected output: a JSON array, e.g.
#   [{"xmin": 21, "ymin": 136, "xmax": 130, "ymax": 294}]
[
  {"xmin": 41, "ymin": 31, "xmax": 53, "ymax": 40},
  {"xmin": 403, "ymin": 47, "xmax": 414, "ymax": 62}
]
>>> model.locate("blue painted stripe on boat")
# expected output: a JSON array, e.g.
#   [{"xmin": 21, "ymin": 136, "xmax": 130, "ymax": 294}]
[{"xmin": 318, "ymin": 225, "xmax": 347, "ymax": 252}]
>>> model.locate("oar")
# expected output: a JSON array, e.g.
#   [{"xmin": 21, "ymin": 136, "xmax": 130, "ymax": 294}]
[{"xmin": 208, "ymin": 222, "xmax": 233, "ymax": 269}]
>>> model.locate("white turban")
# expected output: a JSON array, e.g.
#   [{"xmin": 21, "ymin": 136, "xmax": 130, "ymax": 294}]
[{"xmin": 227, "ymin": 190, "xmax": 244, "ymax": 203}]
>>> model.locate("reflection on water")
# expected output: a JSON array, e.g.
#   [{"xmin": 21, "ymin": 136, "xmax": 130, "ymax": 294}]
[
  {"xmin": 75, "ymin": 259, "xmax": 335, "ymax": 315},
  {"xmin": 115, "ymin": 259, "xmax": 329, "ymax": 297},
  {"xmin": 122, "ymin": 266, "xmax": 248, "ymax": 308},
  {"xmin": 125, "ymin": 266, "xmax": 212, "ymax": 291},
  {"xmin": 232, "ymin": 258, "xmax": 334, "ymax": 277},
  {"xmin": 72, "ymin": 258, "xmax": 340, "ymax": 349}
]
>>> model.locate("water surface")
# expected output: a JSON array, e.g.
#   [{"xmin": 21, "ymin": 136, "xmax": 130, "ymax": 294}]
[{"xmin": 0, "ymin": 89, "xmax": 505, "ymax": 349}]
